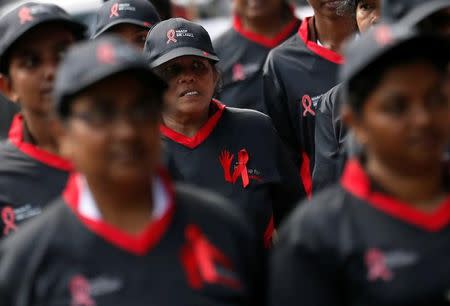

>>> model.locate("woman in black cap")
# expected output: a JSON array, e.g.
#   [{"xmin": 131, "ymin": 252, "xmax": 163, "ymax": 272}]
[
  {"xmin": 213, "ymin": 0, "xmax": 301, "ymax": 112},
  {"xmin": 144, "ymin": 18, "xmax": 304, "ymax": 247},
  {"xmin": 92, "ymin": 0, "xmax": 161, "ymax": 50},
  {"xmin": 270, "ymin": 23, "xmax": 450, "ymax": 306},
  {"xmin": 0, "ymin": 2, "xmax": 85, "ymax": 239},
  {"xmin": 0, "ymin": 36, "xmax": 263, "ymax": 306}
]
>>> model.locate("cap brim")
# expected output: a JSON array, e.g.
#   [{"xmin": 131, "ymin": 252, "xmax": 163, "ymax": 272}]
[
  {"xmin": 92, "ymin": 19, "xmax": 154, "ymax": 39},
  {"xmin": 150, "ymin": 47, "xmax": 219, "ymax": 68},
  {"xmin": 341, "ymin": 35, "xmax": 449, "ymax": 90},
  {"xmin": 402, "ymin": 0, "xmax": 450, "ymax": 26},
  {"xmin": 0, "ymin": 17, "xmax": 86, "ymax": 73},
  {"xmin": 56, "ymin": 63, "xmax": 167, "ymax": 116}
]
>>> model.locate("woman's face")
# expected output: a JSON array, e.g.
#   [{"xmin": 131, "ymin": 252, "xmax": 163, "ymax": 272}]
[
  {"xmin": 307, "ymin": 0, "xmax": 354, "ymax": 18},
  {"xmin": 59, "ymin": 73, "xmax": 162, "ymax": 186},
  {"xmin": 350, "ymin": 61, "xmax": 450, "ymax": 172},
  {"xmin": 233, "ymin": 0, "xmax": 284, "ymax": 20},
  {"xmin": 4, "ymin": 24, "xmax": 75, "ymax": 117},
  {"xmin": 106, "ymin": 23, "xmax": 149, "ymax": 50},
  {"xmin": 356, "ymin": 0, "xmax": 380, "ymax": 33},
  {"xmin": 156, "ymin": 55, "xmax": 218, "ymax": 120}
]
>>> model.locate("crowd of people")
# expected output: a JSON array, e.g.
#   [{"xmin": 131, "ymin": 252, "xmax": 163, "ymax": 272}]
[{"xmin": 0, "ymin": 0, "xmax": 448, "ymax": 305}]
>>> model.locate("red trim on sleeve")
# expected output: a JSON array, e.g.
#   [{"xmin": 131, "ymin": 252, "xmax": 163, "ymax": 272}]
[
  {"xmin": 63, "ymin": 168, "xmax": 175, "ymax": 256},
  {"xmin": 8, "ymin": 114, "xmax": 73, "ymax": 171},
  {"xmin": 160, "ymin": 99, "xmax": 225, "ymax": 149},
  {"xmin": 263, "ymin": 215, "xmax": 274, "ymax": 249},
  {"xmin": 341, "ymin": 159, "xmax": 450, "ymax": 232},
  {"xmin": 300, "ymin": 151, "xmax": 313, "ymax": 199},
  {"xmin": 233, "ymin": 14, "xmax": 301, "ymax": 49},
  {"xmin": 297, "ymin": 17, "xmax": 344, "ymax": 65}
]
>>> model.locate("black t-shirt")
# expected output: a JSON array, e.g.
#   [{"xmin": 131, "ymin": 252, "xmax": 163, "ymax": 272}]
[
  {"xmin": 0, "ymin": 94, "xmax": 19, "ymax": 140},
  {"xmin": 271, "ymin": 159, "xmax": 450, "ymax": 306},
  {"xmin": 162, "ymin": 100, "xmax": 304, "ymax": 246},
  {"xmin": 214, "ymin": 14, "xmax": 300, "ymax": 113},
  {"xmin": 263, "ymin": 17, "xmax": 344, "ymax": 197},
  {"xmin": 312, "ymin": 83, "xmax": 347, "ymax": 192},
  {"xmin": 0, "ymin": 173, "xmax": 264, "ymax": 306},
  {"xmin": 0, "ymin": 115, "xmax": 72, "ymax": 239}
]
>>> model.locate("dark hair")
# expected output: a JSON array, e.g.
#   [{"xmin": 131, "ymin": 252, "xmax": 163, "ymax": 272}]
[{"xmin": 347, "ymin": 43, "xmax": 448, "ymax": 114}]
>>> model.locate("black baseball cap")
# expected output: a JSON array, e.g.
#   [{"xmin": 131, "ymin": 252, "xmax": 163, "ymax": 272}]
[
  {"xmin": 144, "ymin": 18, "xmax": 219, "ymax": 68},
  {"xmin": 340, "ymin": 22, "xmax": 450, "ymax": 92},
  {"xmin": 401, "ymin": 0, "xmax": 450, "ymax": 28},
  {"xmin": 92, "ymin": 0, "xmax": 161, "ymax": 39},
  {"xmin": 53, "ymin": 35, "xmax": 167, "ymax": 118},
  {"xmin": 382, "ymin": 0, "xmax": 450, "ymax": 22},
  {"xmin": 0, "ymin": 2, "xmax": 86, "ymax": 74}
]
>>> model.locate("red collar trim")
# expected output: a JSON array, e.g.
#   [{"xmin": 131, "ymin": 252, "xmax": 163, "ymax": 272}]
[
  {"xmin": 298, "ymin": 17, "xmax": 344, "ymax": 65},
  {"xmin": 8, "ymin": 114, "xmax": 73, "ymax": 171},
  {"xmin": 63, "ymin": 168, "xmax": 175, "ymax": 256},
  {"xmin": 233, "ymin": 12, "xmax": 300, "ymax": 48},
  {"xmin": 160, "ymin": 99, "xmax": 225, "ymax": 149},
  {"xmin": 341, "ymin": 159, "xmax": 450, "ymax": 232}
]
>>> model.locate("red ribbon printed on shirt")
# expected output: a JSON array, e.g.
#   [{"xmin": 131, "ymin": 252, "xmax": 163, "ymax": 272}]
[
  {"xmin": 2, "ymin": 206, "xmax": 17, "ymax": 236},
  {"xmin": 180, "ymin": 224, "xmax": 241, "ymax": 290},
  {"xmin": 219, "ymin": 149, "xmax": 250, "ymax": 188},
  {"xmin": 302, "ymin": 94, "xmax": 316, "ymax": 117}
]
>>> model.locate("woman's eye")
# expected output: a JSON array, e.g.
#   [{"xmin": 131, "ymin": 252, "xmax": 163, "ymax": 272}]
[
  {"xmin": 22, "ymin": 54, "xmax": 40, "ymax": 69},
  {"xmin": 192, "ymin": 61, "xmax": 206, "ymax": 71},
  {"xmin": 383, "ymin": 100, "xmax": 408, "ymax": 116},
  {"xmin": 358, "ymin": 2, "xmax": 372, "ymax": 11}
]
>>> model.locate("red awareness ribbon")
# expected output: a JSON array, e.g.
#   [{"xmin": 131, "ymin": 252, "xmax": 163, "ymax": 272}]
[
  {"xmin": 2, "ymin": 206, "xmax": 17, "ymax": 236},
  {"xmin": 18, "ymin": 7, "xmax": 33, "ymax": 24},
  {"xmin": 365, "ymin": 249, "xmax": 393, "ymax": 282},
  {"xmin": 302, "ymin": 94, "xmax": 316, "ymax": 117},
  {"xmin": 184, "ymin": 225, "xmax": 241, "ymax": 290},
  {"xmin": 166, "ymin": 29, "xmax": 177, "ymax": 44},
  {"xmin": 232, "ymin": 64, "xmax": 245, "ymax": 81},
  {"xmin": 110, "ymin": 3, "xmax": 119, "ymax": 18},
  {"xmin": 233, "ymin": 149, "xmax": 249, "ymax": 188},
  {"xmin": 70, "ymin": 275, "xmax": 96, "ymax": 306}
]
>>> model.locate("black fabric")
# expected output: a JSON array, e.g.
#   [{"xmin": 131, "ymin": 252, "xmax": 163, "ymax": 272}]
[
  {"xmin": 162, "ymin": 105, "xmax": 304, "ymax": 237},
  {"xmin": 0, "ymin": 184, "xmax": 265, "ymax": 306},
  {"xmin": 262, "ymin": 20, "xmax": 341, "ymax": 183},
  {"xmin": 54, "ymin": 36, "xmax": 166, "ymax": 118},
  {"xmin": 0, "ymin": 140, "xmax": 70, "ymax": 239},
  {"xmin": 0, "ymin": 2, "xmax": 85, "ymax": 73},
  {"xmin": 92, "ymin": 0, "xmax": 160, "ymax": 38},
  {"xmin": 144, "ymin": 18, "xmax": 219, "ymax": 68},
  {"xmin": 312, "ymin": 84, "xmax": 347, "ymax": 192},
  {"xmin": 0, "ymin": 95, "xmax": 19, "ymax": 140},
  {"xmin": 213, "ymin": 20, "xmax": 300, "ymax": 113},
  {"xmin": 271, "ymin": 167, "xmax": 450, "ymax": 306}
]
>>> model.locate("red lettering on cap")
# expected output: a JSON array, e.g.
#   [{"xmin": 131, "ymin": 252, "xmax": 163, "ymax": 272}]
[
  {"xmin": 97, "ymin": 43, "xmax": 116, "ymax": 65},
  {"xmin": 375, "ymin": 25, "xmax": 394, "ymax": 46},
  {"xmin": 110, "ymin": 3, "xmax": 119, "ymax": 18},
  {"xmin": 18, "ymin": 7, "xmax": 33, "ymax": 24},
  {"xmin": 167, "ymin": 29, "xmax": 177, "ymax": 44}
]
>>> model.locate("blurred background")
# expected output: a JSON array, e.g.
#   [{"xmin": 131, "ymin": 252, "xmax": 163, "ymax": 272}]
[{"xmin": 0, "ymin": 0, "xmax": 313, "ymax": 40}]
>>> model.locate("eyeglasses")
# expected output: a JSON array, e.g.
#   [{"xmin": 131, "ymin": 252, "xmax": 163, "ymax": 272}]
[{"xmin": 69, "ymin": 102, "xmax": 161, "ymax": 128}]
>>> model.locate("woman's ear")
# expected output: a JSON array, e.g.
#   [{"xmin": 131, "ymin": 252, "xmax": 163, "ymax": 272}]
[
  {"xmin": 0, "ymin": 74, "xmax": 19, "ymax": 103},
  {"xmin": 341, "ymin": 103, "xmax": 369, "ymax": 146}
]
